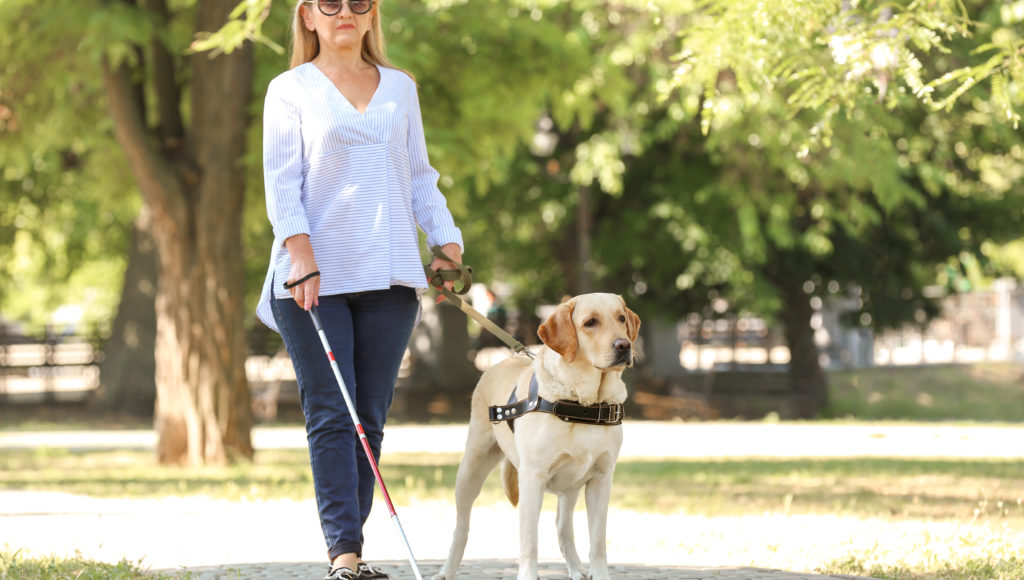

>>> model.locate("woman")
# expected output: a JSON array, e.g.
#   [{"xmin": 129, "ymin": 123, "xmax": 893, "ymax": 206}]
[{"xmin": 256, "ymin": 1, "xmax": 464, "ymax": 578}]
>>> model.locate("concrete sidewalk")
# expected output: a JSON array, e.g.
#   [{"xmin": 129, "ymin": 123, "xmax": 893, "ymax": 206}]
[
  {"xmin": 0, "ymin": 489, "xmax": 893, "ymax": 579},
  {"xmin": 160, "ymin": 560, "xmax": 879, "ymax": 579}
]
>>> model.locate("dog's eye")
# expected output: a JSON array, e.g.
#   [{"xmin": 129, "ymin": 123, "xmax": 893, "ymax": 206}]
[
  {"xmin": 619, "ymin": 314, "xmax": 626, "ymax": 323},
  {"xmin": 583, "ymin": 318, "xmax": 598, "ymax": 328}
]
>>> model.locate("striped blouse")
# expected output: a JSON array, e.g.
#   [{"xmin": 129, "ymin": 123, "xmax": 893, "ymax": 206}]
[{"xmin": 256, "ymin": 63, "xmax": 464, "ymax": 332}]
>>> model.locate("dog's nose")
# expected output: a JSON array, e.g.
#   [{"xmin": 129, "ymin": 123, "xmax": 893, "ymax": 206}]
[{"xmin": 613, "ymin": 338, "xmax": 631, "ymax": 353}]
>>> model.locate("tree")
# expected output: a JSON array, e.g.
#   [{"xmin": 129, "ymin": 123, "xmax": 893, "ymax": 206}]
[
  {"xmin": 2, "ymin": 0, "xmax": 255, "ymax": 464},
  {"xmin": 103, "ymin": 0, "xmax": 255, "ymax": 464}
]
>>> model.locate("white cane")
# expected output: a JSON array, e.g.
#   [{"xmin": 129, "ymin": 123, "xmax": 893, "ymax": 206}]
[{"xmin": 309, "ymin": 306, "xmax": 424, "ymax": 580}]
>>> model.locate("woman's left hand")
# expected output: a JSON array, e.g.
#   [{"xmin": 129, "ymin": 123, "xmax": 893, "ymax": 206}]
[{"xmin": 428, "ymin": 243, "xmax": 464, "ymax": 302}]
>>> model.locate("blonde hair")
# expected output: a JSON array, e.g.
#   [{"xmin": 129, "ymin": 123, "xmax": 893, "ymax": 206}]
[{"xmin": 290, "ymin": 0, "xmax": 413, "ymax": 80}]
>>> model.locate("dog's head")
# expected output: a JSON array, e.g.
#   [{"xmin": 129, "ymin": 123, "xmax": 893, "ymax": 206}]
[{"xmin": 537, "ymin": 293, "xmax": 641, "ymax": 370}]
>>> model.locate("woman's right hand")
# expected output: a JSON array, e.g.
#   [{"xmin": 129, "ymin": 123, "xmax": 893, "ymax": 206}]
[{"xmin": 284, "ymin": 234, "xmax": 320, "ymax": 311}]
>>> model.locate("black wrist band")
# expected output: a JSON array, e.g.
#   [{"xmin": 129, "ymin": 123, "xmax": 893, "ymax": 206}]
[{"xmin": 283, "ymin": 271, "xmax": 320, "ymax": 290}]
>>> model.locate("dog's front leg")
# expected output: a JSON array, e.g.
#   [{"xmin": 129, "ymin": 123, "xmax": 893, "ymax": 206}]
[
  {"xmin": 517, "ymin": 469, "xmax": 545, "ymax": 580},
  {"xmin": 557, "ymin": 489, "xmax": 589, "ymax": 580},
  {"xmin": 584, "ymin": 472, "xmax": 614, "ymax": 580},
  {"xmin": 433, "ymin": 438, "xmax": 503, "ymax": 580}
]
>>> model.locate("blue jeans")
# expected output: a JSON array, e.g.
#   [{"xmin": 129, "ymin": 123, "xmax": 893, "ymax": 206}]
[{"xmin": 271, "ymin": 286, "xmax": 419, "ymax": 561}]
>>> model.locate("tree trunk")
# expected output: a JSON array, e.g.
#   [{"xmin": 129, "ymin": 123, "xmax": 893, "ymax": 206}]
[
  {"xmin": 406, "ymin": 300, "xmax": 478, "ymax": 391},
  {"xmin": 778, "ymin": 278, "xmax": 828, "ymax": 418},
  {"xmin": 93, "ymin": 207, "xmax": 158, "ymax": 417},
  {"xmin": 102, "ymin": 0, "xmax": 254, "ymax": 465},
  {"xmin": 550, "ymin": 184, "xmax": 595, "ymax": 297},
  {"xmin": 397, "ymin": 298, "xmax": 479, "ymax": 420},
  {"xmin": 576, "ymin": 184, "xmax": 594, "ymax": 293}
]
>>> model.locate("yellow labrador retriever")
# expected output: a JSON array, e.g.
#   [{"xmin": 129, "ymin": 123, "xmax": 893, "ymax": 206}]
[{"xmin": 433, "ymin": 293, "xmax": 640, "ymax": 580}]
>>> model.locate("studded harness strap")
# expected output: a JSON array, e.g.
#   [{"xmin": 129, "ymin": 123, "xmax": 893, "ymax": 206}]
[{"xmin": 488, "ymin": 373, "xmax": 624, "ymax": 432}]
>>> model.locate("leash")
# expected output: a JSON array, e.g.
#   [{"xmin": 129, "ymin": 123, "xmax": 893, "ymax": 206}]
[{"xmin": 424, "ymin": 246, "xmax": 534, "ymax": 360}]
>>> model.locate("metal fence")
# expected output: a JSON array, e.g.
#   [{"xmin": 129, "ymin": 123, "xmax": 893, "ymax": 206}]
[
  {"xmin": 648, "ymin": 279, "xmax": 1024, "ymax": 374},
  {"xmin": 0, "ymin": 326, "xmax": 101, "ymax": 404},
  {"xmin": 870, "ymin": 280, "xmax": 1023, "ymax": 366}
]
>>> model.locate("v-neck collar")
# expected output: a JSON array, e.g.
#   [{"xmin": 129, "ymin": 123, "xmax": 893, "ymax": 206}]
[{"xmin": 306, "ymin": 62, "xmax": 383, "ymax": 116}]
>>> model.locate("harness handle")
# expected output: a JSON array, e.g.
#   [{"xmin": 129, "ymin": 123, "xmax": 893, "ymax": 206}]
[
  {"xmin": 423, "ymin": 247, "xmax": 533, "ymax": 359},
  {"xmin": 425, "ymin": 245, "xmax": 473, "ymax": 295}
]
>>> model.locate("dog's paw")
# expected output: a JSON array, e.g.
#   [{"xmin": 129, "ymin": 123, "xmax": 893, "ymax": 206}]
[{"xmin": 431, "ymin": 574, "xmax": 451, "ymax": 580}]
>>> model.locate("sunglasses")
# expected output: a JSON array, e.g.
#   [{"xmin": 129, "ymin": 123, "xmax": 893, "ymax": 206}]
[{"xmin": 306, "ymin": 0, "xmax": 374, "ymax": 16}]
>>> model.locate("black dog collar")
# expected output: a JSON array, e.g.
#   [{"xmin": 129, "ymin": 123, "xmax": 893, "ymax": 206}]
[{"xmin": 489, "ymin": 374, "xmax": 624, "ymax": 432}]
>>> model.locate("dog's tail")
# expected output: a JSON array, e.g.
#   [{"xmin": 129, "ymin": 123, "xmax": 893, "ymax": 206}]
[{"xmin": 500, "ymin": 458, "xmax": 519, "ymax": 507}]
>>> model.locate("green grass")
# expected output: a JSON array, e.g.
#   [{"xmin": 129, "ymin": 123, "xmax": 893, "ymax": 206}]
[
  {"xmin": 827, "ymin": 363, "xmax": 1024, "ymax": 421},
  {"xmin": 823, "ymin": 555, "xmax": 1024, "ymax": 580},
  {"xmin": 0, "ymin": 550, "xmax": 187, "ymax": 579},
  {"xmin": 0, "ymin": 447, "xmax": 315, "ymax": 501},
  {"xmin": 614, "ymin": 457, "xmax": 1024, "ymax": 519},
  {"xmin": 3, "ymin": 447, "xmax": 1024, "ymax": 523}
]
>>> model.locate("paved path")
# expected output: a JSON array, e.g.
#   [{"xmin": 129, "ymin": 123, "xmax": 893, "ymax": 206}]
[
  {"xmin": 160, "ymin": 560, "xmax": 879, "ymax": 579},
  {"xmin": 0, "ymin": 486, "xmax": 894, "ymax": 580}
]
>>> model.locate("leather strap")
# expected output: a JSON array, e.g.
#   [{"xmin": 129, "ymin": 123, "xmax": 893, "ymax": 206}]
[
  {"xmin": 424, "ymin": 245, "xmax": 533, "ymax": 359},
  {"xmin": 424, "ymin": 245, "xmax": 473, "ymax": 295},
  {"xmin": 489, "ymin": 374, "xmax": 624, "ymax": 432},
  {"xmin": 551, "ymin": 399, "xmax": 624, "ymax": 424},
  {"xmin": 282, "ymin": 270, "xmax": 320, "ymax": 290}
]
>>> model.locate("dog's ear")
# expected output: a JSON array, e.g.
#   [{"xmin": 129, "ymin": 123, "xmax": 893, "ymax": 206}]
[
  {"xmin": 625, "ymin": 307, "xmax": 641, "ymax": 342},
  {"xmin": 538, "ymin": 300, "xmax": 577, "ymax": 363},
  {"xmin": 619, "ymin": 296, "xmax": 641, "ymax": 342}
]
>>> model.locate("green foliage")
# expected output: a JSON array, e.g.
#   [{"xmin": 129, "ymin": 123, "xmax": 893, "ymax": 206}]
[
  {"xmin": 393, "ymin": 0, "xmax": 598, "ymax": 192},
  {"xmin": 189, "ymin": 0, "xmax": 283, "ymax": 56},
  {"xmin": 927, "ymin": 1, "xmax": 1024, "ymax": 127},
  {"xmin": 0, "ymin": 0, "xmax": 137, "ymax": 330},
  {"xmin": 4, "ymin": 0, "xmax": 1023, "ymax": 344},
  {"xmin": 647, "ymin": 0, "xmax": 1022, "ymax": 329},
  {"xmin": 673, "ymin": 0, "xmax": 1022, "ymax": 131}
]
